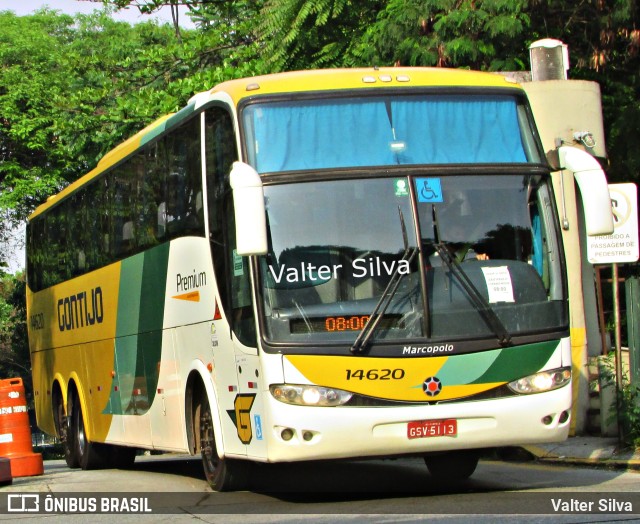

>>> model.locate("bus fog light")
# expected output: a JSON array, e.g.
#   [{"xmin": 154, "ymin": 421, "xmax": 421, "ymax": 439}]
[
  {"xmin": 542, "ymin": 415, "xmax": 553, "ymax": 425},
  {"xmin": 302, "ymin": 431, "xmax": 314, "ymax": 442},
  {"xmin": 559, "ymin": 410, "xmax": 570, "ymax": 423},
  {"xmin": 281, "ymin": 428, "xmax": 294, "ymax": 441},
  {"xmin": 508, "ymin": 367, "xmax": 571, "ymax": 394},
  {"xmin": 270, "ymin": 384, "xmax": 353, "ymax": 406}
]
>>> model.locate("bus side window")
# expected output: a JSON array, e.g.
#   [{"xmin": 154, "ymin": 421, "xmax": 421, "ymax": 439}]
[
  {"xmin": 205, "ymin": 107, "xmax": 256, "ymax": 346},
  {"xmin": 160, "ymin": 116, "xmax": 205, "ymax": 240},
  {"xmin": 530, "ymin": 206, "xmax": 543, "ymax": 276},
  {"xmin": 530, "ymin": 198, "xmax": 550, "ymax": 291}
]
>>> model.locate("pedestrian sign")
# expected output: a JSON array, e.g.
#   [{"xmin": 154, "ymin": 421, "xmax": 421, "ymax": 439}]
[{"xmin": 587, "ymin": 183, "xmax": 639, "ymax": 264}]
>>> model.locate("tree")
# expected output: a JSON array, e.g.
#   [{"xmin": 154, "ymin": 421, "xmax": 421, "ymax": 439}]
[
  {"xmin": 0, "ymin": 11, "xmax": 77, "ymax": 237},
  {"xmin": 93, "ymin": 0, "xmax": 265, "ymax": 44},
  {"xmin": 0, "ymin": 272, "xmax": 30, "ymax": 385},
  {"xmin": 0, "ymin": 7, "xmax": 267, "ymax": 268},
  {"xmin": 259, "ymin": 0, "xmax": 385, "ymax": 71},
  {"xmin": 257, "ymin": 0, "xmax": 530, "ymax": 71},
  {"xmin": 96, "ymin": 1, "xmax": 266, "ymax": 69},
  {"xmin": 88, "ymin": 0, "xmax": 192, "ymax": 38},
  {"xmin": 0, "ymin": 10, "xmax": 181, "ymax": 267},
  {"xmin": 357, "ymin": 0, "xmax": 530, "ymax": 70}
]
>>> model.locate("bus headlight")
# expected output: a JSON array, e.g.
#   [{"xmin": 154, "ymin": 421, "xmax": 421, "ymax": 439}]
[
  {"xmin": 270, "ymin": 384, "xmax": 353, "ymax": 406},
  {"xmin": 508, "ymin": 367, "xmax": 571, "ymax": 394}
]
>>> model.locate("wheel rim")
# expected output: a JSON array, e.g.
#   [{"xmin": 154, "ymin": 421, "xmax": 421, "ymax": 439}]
[
  {"xmin": 76, "ymin": 403, "xmax": 86, "ymax": 457},
  {"xmin": 200, "ymin": 400, "xmax": 219, "ymax": 473},
  {"xmin": 55, "ymin": 399, "xmax": 66, "ymax": 440}
]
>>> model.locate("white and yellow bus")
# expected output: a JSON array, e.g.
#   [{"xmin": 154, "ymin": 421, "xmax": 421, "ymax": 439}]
[{"xmin": 26, "ymin": 68, "xmax": 610, "ymax": 490}]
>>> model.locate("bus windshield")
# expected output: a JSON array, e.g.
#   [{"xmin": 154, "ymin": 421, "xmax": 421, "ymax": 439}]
[
  {"xmin": 258, "ymin": 175, "xmax": 567, "ymax": 349},
  {"xmin": 242, "ymin": 94, "xmax": 544, "ymax": 173}
]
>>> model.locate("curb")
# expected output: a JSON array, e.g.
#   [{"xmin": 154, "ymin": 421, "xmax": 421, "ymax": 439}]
[{"xmin": 521, "ymin": 444, "xmax": 640, "ymax": 471}]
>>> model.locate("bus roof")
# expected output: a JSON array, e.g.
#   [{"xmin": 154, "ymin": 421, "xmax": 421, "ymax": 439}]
[
  {"xmin": 29, "ymin": 67, "xmax": 521, "ymax": 221},
  {"xmin": 207, "ymin": 67, "xmax": 520, "ymax": 106}
]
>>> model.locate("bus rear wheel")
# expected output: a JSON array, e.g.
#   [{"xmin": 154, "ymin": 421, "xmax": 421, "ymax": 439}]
[
  {"xmin": 424, "ymin": 450, "xmax": 479, "ymax": 483},
  {"xmin": 198, "ymin": 393, "xmax": 248, "ymax": 491},
  {"xmin": 53, "ymin": 391, "xmax": 78, "ymax": 469}
]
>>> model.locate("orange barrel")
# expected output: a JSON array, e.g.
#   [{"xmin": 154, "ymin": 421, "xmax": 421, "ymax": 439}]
[{"xmin": 0, "ymin": 378, "xmax": 43, "ymax": 477}]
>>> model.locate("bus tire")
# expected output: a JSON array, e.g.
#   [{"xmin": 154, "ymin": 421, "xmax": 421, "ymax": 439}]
[
  {"xmin": 106, "ymin": 444, "xmax": 137, "ymax": 469},
  {"xmin": 424, "ymin": 450, "xmax": 479, "ymax": 482},
  {"xmin": 68, "ymin": 391, "xmax": 108, "ymax": 470},
  {"xmin": 198, "ymin": 392, "xmax": 248, "ymax": 492},
  {"xmin": 53, "ymin": 389, "xmax": 78, "ymax": 469}
]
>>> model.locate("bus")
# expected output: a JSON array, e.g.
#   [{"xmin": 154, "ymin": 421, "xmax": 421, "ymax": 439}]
[{"xmin": 26, "ymin": 68, "xmax": 612, "ymax": 490}]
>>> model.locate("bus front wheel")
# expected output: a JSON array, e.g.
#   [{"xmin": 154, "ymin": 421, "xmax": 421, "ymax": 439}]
[
  {"xmin": 424, "ymin": 450, "xmax": 479, "ymax": 482},
  {"xmin": 198, "ymin": 393, "xmax": 248, "ymax": 491}
]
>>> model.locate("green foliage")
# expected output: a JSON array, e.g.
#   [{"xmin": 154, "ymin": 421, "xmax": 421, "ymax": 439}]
[
  {"xmin": 600, "ymin": 352, "xmax": 640, "ymax": 448},
  {"xmin": 0, "ymin": 6, "xmax": 266, "ymax": 268},
  {"xmin": 0, "ymin": 273, "xmax": 30, "ymax": 399},
  {"xmin": 177, "ymin": 0, "xmax": 268, "ymax": 77},
  {"xmin": 356, "ymin": 0, "xmax": 531, "ymax": 70},
  {"xmin": 259, "ymin": 0, "xmax": 384, "ymax": 71},
  {"xmin": 0, "ymin": 10, "xmax": 76, "ymax": 225}
]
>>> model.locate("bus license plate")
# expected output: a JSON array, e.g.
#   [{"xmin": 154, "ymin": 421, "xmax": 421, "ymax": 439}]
[{"xmin": 407, "ymin": 419, "xmax": 457, "ymax": 439}]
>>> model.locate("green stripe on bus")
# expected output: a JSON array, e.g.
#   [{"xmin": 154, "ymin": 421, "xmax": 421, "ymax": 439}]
[
  {"xmin": 116, "ymin": 256, "xmax": 144, "ymax": 337},
  {"xmin": 136, "ymin": 242, "xmax": 170, "ymax": 410},
  {"xmin": 139, "ymin": 242, "xmax": 170, "ymax": 333},
  {"xmin": 434, "ymin": 340, "xmax": 558, "ymax": 386},
  {"xmin": 435, "ymin": 349, "xmax": 500, "ymax": 384},
  {"xmin": 470, "ymin": 340, "xmax": 558, "ymax": 384},
  {"xmin": 105, "ymin": 242, "xmax": 170, "ymax": 415}
]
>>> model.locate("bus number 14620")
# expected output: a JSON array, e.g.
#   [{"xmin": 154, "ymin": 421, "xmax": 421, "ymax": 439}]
[{"xmin": 345, "ymin": 369, "xmax": 405, "ymax": 380}]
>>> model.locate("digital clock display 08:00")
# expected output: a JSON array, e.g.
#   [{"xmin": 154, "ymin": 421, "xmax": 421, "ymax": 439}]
[
  {"xmin": 325, "ymin": 315, "xmax": 370, "ymax": 332},
  {"xmin": 289, "ymin": 314, "xmax": 402, "ymax": 334}
]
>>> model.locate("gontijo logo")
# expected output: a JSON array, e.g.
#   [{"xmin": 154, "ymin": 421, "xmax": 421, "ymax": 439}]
[{"xmin": 57, "ymin": 287, "xmax": 104, "ymax": 332}]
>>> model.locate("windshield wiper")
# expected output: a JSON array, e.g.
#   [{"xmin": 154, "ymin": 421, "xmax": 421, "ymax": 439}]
[
  {"xmin": 351, "ymin": 207, "xmax": 417, "ymax": 354},
  {"xmin": 431, "ymin": 206, "xmax": 511, "ymax": 346}
]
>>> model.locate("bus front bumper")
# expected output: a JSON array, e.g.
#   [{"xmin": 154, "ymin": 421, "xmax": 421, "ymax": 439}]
[{"xmin": 255, "ymin": 385, "xmax": 571, "ymax": 463}]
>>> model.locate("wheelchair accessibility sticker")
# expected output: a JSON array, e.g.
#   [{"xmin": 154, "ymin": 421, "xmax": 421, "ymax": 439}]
[
  {"xmin": 416, "ymin": 178, "xmax": 444, "ymax": 203},
  {"xmin": 254, "ymin": 415, "xmax": 263, "ymax": 440}
]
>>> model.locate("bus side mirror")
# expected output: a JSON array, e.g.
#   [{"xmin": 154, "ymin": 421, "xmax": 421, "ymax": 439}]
[
  {"xmin": 558, "ymin": 146, "xmax": 614, "ymax": 236},
  {"xmin": 229, "ymin": 162, "xmax": 268, "ymax": 256}
]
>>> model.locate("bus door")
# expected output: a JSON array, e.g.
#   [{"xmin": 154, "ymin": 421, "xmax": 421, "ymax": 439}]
[
  {"xmin": 204, "ymin": 105, "xmax": 264, "ymax": 457},
  {"xmin": 210, "ymin": 241, "xmax": 266, "ymax": 458}
]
